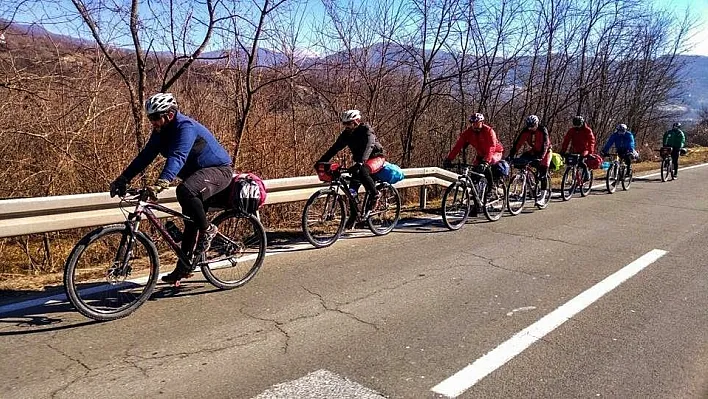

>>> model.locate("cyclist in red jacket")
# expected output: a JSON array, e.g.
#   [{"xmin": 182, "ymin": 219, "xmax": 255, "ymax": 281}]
[
  {"xmin": 560, "ymin": 115, "xmax": 595, "ymax": 180},
  {"xmin": 508, "ymin": 115, "xmax": 551, "ymax": 203},
  {"xmin": 443, "ymin": 113, "xmax": 504, "ymax": 170}
]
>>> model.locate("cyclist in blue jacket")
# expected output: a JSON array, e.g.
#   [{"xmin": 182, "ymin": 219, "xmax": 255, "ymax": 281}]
[
  {"xmin": 109, "ymin": 93, "xmax": 233, "ymax": 283},
  {"xmin": 601, "ymin": 124, "xmax": 637, "ymax": 173}
]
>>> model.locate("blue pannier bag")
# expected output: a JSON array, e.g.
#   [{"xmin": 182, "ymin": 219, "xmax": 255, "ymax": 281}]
[
  {"xmin": 375, "ymin": 162, "xmax": 405, "ymax": 184},
  {"xmin": 493, "ymin": 160, "xmax": 510, "ymax": 177}
]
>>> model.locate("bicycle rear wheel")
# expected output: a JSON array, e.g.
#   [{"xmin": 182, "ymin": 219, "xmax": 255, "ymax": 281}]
[
  {"xmin": 621, "ymin": 165, "xmax": 633, "ymax": 190},
  {"xmin": 580, "ymin": 169, "xmax": 593, "ymax": 197},
  {"xmin": 560, "ymin": 167, "xmax": 576, "ymax": 201},
  {"xmin": 483, "ymin": 178, "xmax": 506, "ymax": 222},
  {"xmin": 442, "ymin": 181, "xmax": 471, "ymax": 230},
  {"xmin": 63, "ymin": 225, "xmax": 159, "ymax": 321},
  {"xmin": 534, "ymin": 172, "xmax": 552, "ymax": 209},
  {"xmin": 367, "ymin": 182, "xmax": 401, "ymax": 235},
  {"xmin": 201, "ymin": 211, "xmax": 267, "ymax": 289},
  {"xmin": 605, "ymin": 163, "xmax": 618, "ymax": 194},
  {"xmin": 506, "ymin": 172, "xmax": 526, "ymax": 215},
  {"xmin": 301, "ymin": 188, "xmax": 346, "ymax": 248}
]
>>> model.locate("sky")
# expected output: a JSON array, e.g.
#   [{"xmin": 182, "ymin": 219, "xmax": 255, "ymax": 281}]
[
  {"xmin": 654, "ymin": 0, "xmax": 708, "ymax": 56},
  {"xmin": 4, "ymin": 0, "xmax": 708, "ymax": 56}
]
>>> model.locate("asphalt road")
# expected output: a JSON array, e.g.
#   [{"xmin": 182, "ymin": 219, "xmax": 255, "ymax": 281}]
[{"xmin": 1, "ymin": 166, "xmax": 707, "ymax": 398}]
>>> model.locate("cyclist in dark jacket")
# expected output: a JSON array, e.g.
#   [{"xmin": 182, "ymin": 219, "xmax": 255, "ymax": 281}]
[
  {"xmin": 509, "ymin": 115, "xmax": 552, "ymax": 196},
  {"xmin": 110, "ymin": 93, "xmax": 233, "ymax": 283},
  {"xmin": 601, "ymin": 124, "xmax": 637, "ymax": 173},
  {"xmin": 317, "ymin": 110, "xmax": 385, "ymax": 212},
  {"xmin": 662, "ymin": 122, "xmax": 686, "ymax": 177}
]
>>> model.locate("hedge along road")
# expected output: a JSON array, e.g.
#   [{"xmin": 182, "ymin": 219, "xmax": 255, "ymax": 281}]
[{"xmin": 1, "ymin": 164, "xmax": 707, "ymax": 399}]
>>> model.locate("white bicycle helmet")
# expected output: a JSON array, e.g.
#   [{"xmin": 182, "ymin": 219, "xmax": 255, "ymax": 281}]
[
  {"xmin": 526, "ymin": 114, "xmax": 540, "ymax": 127},
  {"xmin": 145, "ymin": 93, "xmax": 177, "ymax": 115},
  {"xmin": 341, "ymin": 109, "xmax": 361, "ymax": 123},
  {"xmin": 469, "ymin": 113, "xmax": 485, "ymax": 123},
  {"xmin": 616, "ymin": 123, "xmax": 627, "ymax": 132}
]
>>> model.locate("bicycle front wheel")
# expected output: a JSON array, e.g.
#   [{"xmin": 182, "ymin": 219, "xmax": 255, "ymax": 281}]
[
  {"xmin": 580, "ymin": 169, "xmax": 594, "ymax": 197},
  {"xmin": 506, "ymin": 172, "xmax": 526, "ymax": 215},
  {"xmin": 367, "ymin": 182, "xmax": 401, "ymax": 235},
  {"xmin": 561, "ymin": 167, "xmax": 576, "ymax": 201},
  {"xmin": 483, "ymin": 178, "xmax": 506, "ymax": 222},
  {"xmin": 661, "ymin": 159, "xmax": 670, "ymax": 182},
  {"xmin": 301, "ymin": 189, "xmax": 346, "ymax": 248},
  {"xmin": 201, "ymin": 211, "xmax": 267, "ymax": 289},
  {"xmin": 442, "ymin": 181, "xmax": 471, "ymax": 230},
  {"xmin": 63, "ymin": 225, "xmax": 159, "ymax": 321},
  {"xmin": 606, "ymin": 163, "xmax": 618, "ymax": 194}
]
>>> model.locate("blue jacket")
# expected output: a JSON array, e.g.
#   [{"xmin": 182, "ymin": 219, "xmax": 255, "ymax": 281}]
[
  {"xmin": 122, "ymin": 112, "xmax": 232, "ymax": 181},
  {"xmin": 602, "ymin": 131, "xmax": 635, "ymax": 154}
]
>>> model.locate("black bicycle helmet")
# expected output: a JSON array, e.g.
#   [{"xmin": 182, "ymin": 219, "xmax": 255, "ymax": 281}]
[{"xmin": 572, "ymin": 115, "xmax": 584, "ymax": 127}]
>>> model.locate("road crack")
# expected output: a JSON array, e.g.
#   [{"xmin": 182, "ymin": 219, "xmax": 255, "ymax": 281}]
[
  {"xmin": 46, "ymin": 343, "xmax": 91, "ymax": 398},
  {"xmin": 301, "ymin": 286, "xmax": 380, "ymax": 331}
]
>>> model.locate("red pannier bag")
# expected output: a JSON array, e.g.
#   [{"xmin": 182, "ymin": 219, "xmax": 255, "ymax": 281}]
[
  {"xmin": 228, "ymin": 173, "xmax": 267, "ymax": 214},
  {"xmin": 586, "ymin": 154, "xmax": 602, "ymax": 170}
]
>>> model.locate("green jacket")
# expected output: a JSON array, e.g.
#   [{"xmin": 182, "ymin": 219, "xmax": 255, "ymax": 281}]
[{"xmin": 662, "ymin": 128, "xmax": 685, "ymax": 148}]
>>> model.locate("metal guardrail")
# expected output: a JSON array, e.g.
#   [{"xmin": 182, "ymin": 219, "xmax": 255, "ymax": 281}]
[{"xmin": 0, "ymin": 167, "xmax": 458, "ymax": 238}]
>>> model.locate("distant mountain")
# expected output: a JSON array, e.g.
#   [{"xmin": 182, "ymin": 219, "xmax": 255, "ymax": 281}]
[
  {"xmin": 679, "ymin": 55, "xmax": 708, "ymax": 120},
  {"xmin": 2, "ymin": 20, "xmax": 706, "ymax": 121}
]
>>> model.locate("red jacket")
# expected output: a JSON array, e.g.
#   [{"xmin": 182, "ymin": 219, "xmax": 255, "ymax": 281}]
[
  {"xmin": 561, "ymin": 125, "xmax": 595, "ymax": 156},
  {"xmin": 510, "ymin": 126, "xmax": 551, "ymax": 158},
  {"xmin": 446, "ymin": 124, "xmax": 504, "ymax": 163}
]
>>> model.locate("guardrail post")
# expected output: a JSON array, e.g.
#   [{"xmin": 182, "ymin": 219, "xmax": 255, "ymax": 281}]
[{"xmin": 419, "ymin": 185, "xmax": 428, "ymax": 209}]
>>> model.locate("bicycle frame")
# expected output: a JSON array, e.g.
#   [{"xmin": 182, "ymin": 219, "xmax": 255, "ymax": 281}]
[
  {"xmin": 321, "ymin": 171, "xmax": 381, "ymax": 222},
  {"xmin": 119, "ymin": 192, "xmax": 194, "ymax": 269},
  {"xmin": 451, "ymin": 164, "xmax": 488, "ymax": 207},
  {"xmin": 513, "ymin": 163, "xmax": 539, "ymax": 192}
]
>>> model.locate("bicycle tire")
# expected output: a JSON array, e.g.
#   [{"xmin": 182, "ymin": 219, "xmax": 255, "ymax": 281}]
[
  {"xmin": 621, "ymin": 165, "xmax": 633, "ymax": 190},
  {"xmin": 367, "ymin": 182, "xmax": 401, "ymax": 235},
  {"xmin": 670, "ymin": 160, "xmax": 676, "ymax": 180},
  {"xmin": 201, "ymin": 211, "xmax": 267, "ymax": 289},
  {"xmin": 535, "ymin": 172, "xmax": 552, "ymax": 210},
  {"xmin": 580, "ymin": 169, "xmax": 593, "ymax": 197},
  {"xmin": 442, "ymin": 181, "xmax": 471, "ymax": 230},
  {"xmin": 506, "ymin": 172, "xmax": 526, "ymax": 216},
  {"xmin": 63, "ymin": 224, "xmax": 159, "ymax": 321},
  {"xmin": 301, "ymin": 188, "xmax": 346, "ymax": 248},
  {"xmin": 483, "ymin": 178, "xmax": 506, "ymax": 222},
  {"xmin": 605, "ymin": 163, "xmax": 618, "ymax": 194},
  {"xmin": 560, "ymin": 167, "xmax": 576, "ymax": 201},
  {"xmin": 661, "ymin": 158, "xmax": 670, "ymax": 182}
]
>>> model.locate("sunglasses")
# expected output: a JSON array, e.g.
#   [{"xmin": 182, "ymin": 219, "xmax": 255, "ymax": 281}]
[
  {"xmin": 342, "ymin": 121, "xmax": 355, "ymax": 126},
  {"xmin": 147, "ymin": 113, "xmax": 165, "ymax": 121}
]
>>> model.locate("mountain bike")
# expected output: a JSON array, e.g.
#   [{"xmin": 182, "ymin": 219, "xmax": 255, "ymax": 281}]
[
  {"xmin": 441, "ymin": 162, "xmax": 507, "ymax": 230},
  {"xmin": 659, "ymin": 146, "xmax": 675, "ymax": 182},
  {"xmin": 604, "ymin": 153, "xmax": 632, "ymax": 193},
  {"xmin": 506, "ymin": 157, "xmax": 552, "ymax": 215},
  {"xmin": 560, "ymin": 153, "xmax": 593, "ymax": 201},
  {"xmin": 301, "ymin": 162, "xmax": 401, "ymax": 248},
  {"xmin": 64, "ymin": 187, "xmax": 267, "ymax": 321}
]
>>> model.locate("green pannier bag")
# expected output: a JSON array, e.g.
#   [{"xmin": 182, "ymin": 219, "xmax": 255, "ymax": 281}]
[{"xmin": 550, "ymin": 151, "xmax": 564, "ymax": 171}]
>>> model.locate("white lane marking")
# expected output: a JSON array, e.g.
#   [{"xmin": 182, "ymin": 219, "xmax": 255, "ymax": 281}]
[
  {"xmin": 431, "ymin": 249, "xmax": 668, "ymax": 398},
  {"xmin": 633, "ymin": 161, "xmax": 708, "ymax": 180}
]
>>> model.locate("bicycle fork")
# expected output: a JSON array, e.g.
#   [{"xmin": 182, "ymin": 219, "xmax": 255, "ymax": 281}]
[{"xmin": 108, "ymin": 225, "xmax": 137, "ymax": 283}]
